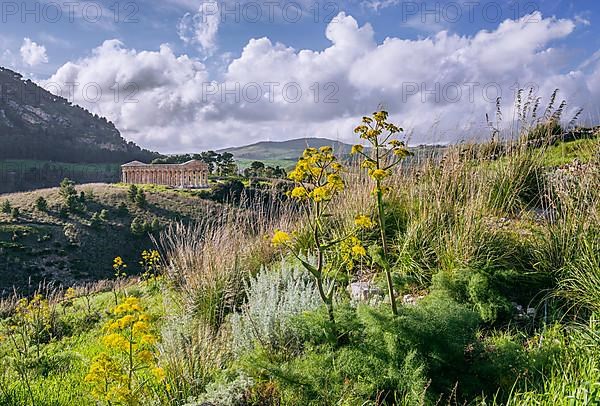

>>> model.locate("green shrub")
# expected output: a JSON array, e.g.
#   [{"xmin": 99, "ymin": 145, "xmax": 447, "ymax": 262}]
[
  {"xmin": 89, "ymin": 212, "xmax": 102, "ymax": 229},
  {"xmin": 98, "ymin": 209, "xmax": 109, "ymax": 221},
  {"xmin": 230, "ymin": 261, "xmax": 321, "ymax": 356},
  {"xmin": 135, "ymin": 189, "xmax": 147, "ymax": 208},
  {"xmin": 240, "ymin": 294, "xmax": 480, "ymax": 404},
  {"xmin": 128, "ymin": 184, "xmax": 138, "ymax": 202},
  {"xmin": 35, "ymin": 196, "xmax": 48, "ymax": 212},
  {"xmin": 130, "ymin": 216, "xmax": 147, "ymax": 236},
  {"xmin": 1, "ymin": 200, "xmax": 11, "ymax": 214}
]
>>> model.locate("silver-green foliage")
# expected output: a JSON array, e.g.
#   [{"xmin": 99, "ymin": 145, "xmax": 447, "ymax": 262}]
[{"xmin": 230, "ymin": 259, "xmax": 321, "ymax": 355}]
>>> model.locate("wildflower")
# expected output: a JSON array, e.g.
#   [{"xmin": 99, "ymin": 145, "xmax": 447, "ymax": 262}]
[
  {"xmin": 355, "ymin": 215, "xmax": 375, "ymax": 229},
  {"xmin": 272, "ymin": 230, "xmax": 291, "ymax": 247},
  {"xmin": 65, "ymin": 287, "xmax": 77, "ymax": 300},
  {"xmin": 361, "ymin": 159, "xmax": 376, "ymax": 169},
  {"xmin": 327, "ymin": 174, "xmax": 344, "ymax": 191},
  {"xmin": 290, "ymin": 186, "xmax": 308, "ymax": 199},
  {"xmin": 152, "ymin": 367, "xmax": 166, "ymax": 381},
  {"xmin": 354, "ymin": 125, "xmax": 367, "ymax": 134},
  {"xmin": 140, "ymin": 334, "xmax": 157, "ymax": 345},
  {"xmin": 113, "ymin": 256, "xmax": 127, "ymax": 270},
  {"xmin": 288, "ymin": 169, "xmax": 304, "ymax": 182},
  {"xmin": 369, "ymin": 169, "xmax": 389, "ymax": 181},
  {"xmin": 310, "ymin": 186, "xmax": 330, "ymax": 202},
  {"xmin": 103, "ymin": 333, "xmax": 129, "ymax": 351},
  {"xmin": 351, "ymin": 144, "xmax": 364, "ymax": 154},
  {"xmin": 138, "ymin": 350, "xmax": 154, "ymax": 363},
  {"xmin": 352, "ymin": 244, "xmax": 367, "ymax": 257}
]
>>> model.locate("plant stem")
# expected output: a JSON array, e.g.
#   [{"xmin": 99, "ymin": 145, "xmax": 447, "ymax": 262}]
[
  {"xmin": 376, "ymin": 181, "xmax": 398, "ymax": 316},
  {"xmin": 374, "ymin": 134, "xmax": 398, "ymax": 316},
  {"xmin": 314, "ymin": 201, "xmax": 338, "ymax": 339}
]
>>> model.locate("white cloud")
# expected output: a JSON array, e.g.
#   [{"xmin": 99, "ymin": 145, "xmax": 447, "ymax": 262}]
[
  {"xmin": 177, "ymin": 2, "xmax": 220, "ymax": 55},
  {"xmin": 20, "ymin": 38, "xmax": 49, "ymax": 66},
  {"xmin": 43, "ymin": 12, "xmax": 600, "ymax": 152}
]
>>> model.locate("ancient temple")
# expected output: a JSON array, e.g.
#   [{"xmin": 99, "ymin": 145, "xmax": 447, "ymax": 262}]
[{"xmin": 121, "ymin": 160, "xmax": 209, "ymax": 188}]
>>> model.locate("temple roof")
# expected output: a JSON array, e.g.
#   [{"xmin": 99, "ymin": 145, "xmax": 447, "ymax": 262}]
[
  {"xmin": 121, "ymin": 161, "xmax": 146, "ymax": 167},
  {"xmin": 121, "ymin": 159, "xmax": 208, "ymax": 168}
]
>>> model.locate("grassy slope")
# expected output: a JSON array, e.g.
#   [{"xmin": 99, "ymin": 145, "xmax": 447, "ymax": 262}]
[
  {"xmin": 0, "ymin": 282, "xmax": 166, "ymax": 405},
  {"xmin": 0, "ymin": 184, "xmax": 222, "ymax": 294}
]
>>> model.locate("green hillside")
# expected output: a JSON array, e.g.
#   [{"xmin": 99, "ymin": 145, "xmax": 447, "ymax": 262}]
[
  {"xmin": 220, "ymin": 137, "xmax": 355, "ymax": 161},
  {"xmin": 0, "ymin": 183, "xmax": 223, "ymax": 294}
]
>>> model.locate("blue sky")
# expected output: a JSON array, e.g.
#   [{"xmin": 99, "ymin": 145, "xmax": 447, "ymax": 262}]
[{"xmin": 2, "ymin": 0, "xmax": 600, "ymax": 151}]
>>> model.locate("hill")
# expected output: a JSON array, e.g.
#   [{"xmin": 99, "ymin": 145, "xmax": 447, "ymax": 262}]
[
  {"xmin": 220, "ymin": 137, "xmax": 355, "ymax": 162},
  {"xmin": 0, "ymin": 183, "xmax": 222, "ymax": 294},
  {"xmin": 0, "ymin": 67, "xmax": 158, "ymax": 163}
]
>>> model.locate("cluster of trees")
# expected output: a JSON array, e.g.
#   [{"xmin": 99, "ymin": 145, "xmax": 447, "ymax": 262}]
[
  {"xmin": 243, "ymin": 161, "xmax": 287, "ymax": 178},
  {"xmin": 152, "ymin": 151, "xmax": 237, "ymax": 176}
]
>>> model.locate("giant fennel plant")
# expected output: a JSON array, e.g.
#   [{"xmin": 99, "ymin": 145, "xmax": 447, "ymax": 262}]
[
  {"xmin": 352, "ymin": 110, "xmax": 411, "ymax": 315},
  {"xmin": 271, "ymin": 146, "xmax": 367, "ymax": 338}
]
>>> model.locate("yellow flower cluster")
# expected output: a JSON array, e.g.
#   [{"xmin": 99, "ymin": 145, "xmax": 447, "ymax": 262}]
[
  {"xmin": 12, "ymin": 294, "xmax": 52, "ymax": 332},
  {"xmin": 351, "ymin": 111, "xmax": 411, "ymax": 185},
  {"xmin": 86, "ymin": 296, "xmax": 164, "ymax": 404},
  {"xmin": 287, "ymin": 146, "xmax": 345, "ymax": 203},
  {"xmin": 355, "ymin": 215, "xmax": 375, "ymax": 229},
  {"xmin": 272, "ymin": 229, "xmax": 291, "ymax": 247},
  {"xmin": 113, "ymin": 256, "xmax": 127, "ymax": 278},
  {"xmin": 340, "ymin": 236, "xmax": 367, "ymax": 271},
  {"xmin": 85, "ymin": 353, "xmax": 129, "ymax": 403},
  {"xmin": 140, "ymin": 250, "xmax": 161, "ymax": 273}
]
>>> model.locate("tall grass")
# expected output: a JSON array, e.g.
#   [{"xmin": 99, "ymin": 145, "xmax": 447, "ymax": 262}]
[
  {"xmin": 155, "ymin": 189, "xmax": 299, "ymax": 401},
  {"xmin": 148, "ymin": 113, "xmax": 599, "ymax": 404}
]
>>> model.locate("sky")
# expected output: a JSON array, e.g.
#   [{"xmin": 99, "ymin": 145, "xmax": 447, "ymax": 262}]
[{"xmin": 1, "ymin": 0, "xmax": 599, "ymax": 152}]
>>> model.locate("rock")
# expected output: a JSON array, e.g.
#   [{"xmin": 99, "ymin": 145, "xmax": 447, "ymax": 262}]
[{"xmin": 349, "ymin": 281, "xmax": 381, "ymax": 301}]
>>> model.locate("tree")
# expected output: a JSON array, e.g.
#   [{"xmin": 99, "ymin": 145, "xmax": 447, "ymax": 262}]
[
  {"xmin": 11, "ymin": 207, "xmax": 20, "ymax": 219},
  {"xmin": 59, "ymin": 178, "xmax": 82, "ymax": 212},
  {"xmin": 130, "ymin": 216, "xmax": 146, "ymax": 236},
  {"xmin": 135, "ymin": 190, "xmax": 147, "ymax": 209},
  {"xmin": 59, "ymin": 178, "xmax": 77, "ymax": 200},
  {"xmin": 199, "ymin": 151, "xmax": 219, "ymax": 173},
  {"xmin": 250, "ymin": 161, "xmax": 265, "ymax": 172},
  {"xmin": 127, "ymin": 184, "xmax": 138, "ymax": 202},
  {"xmin": 210, "ymin": 180, "xmax": 245, "ymax": 203},
  {"xmin": 216, "ymin": 152, "xmax": 237, "ymax": 176},
  {"xmin": 2, "ymin": 200, "xmax": 12, "ymax": 214},
  {"xmin": 35, "ymin": 196, "xmax": 48, "ymax": 212}
]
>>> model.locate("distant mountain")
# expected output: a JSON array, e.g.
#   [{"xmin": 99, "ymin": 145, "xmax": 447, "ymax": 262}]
[
  {"xmin": 0, "ymin": 67, "xmax": 159, "ymax": 163},
  {"xmin": 219, "ymin": 138, "xmax": 355, "ymax": 162}
]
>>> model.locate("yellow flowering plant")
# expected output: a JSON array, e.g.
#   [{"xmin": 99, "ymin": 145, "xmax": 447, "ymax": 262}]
[
  {"xmin": 85, "ymin": 296, "xmax": 165, "ymax": 405},
  {"xmin": 139, "ymin": 250, "xmax": 163, "ymax": 289},
  {"xmin": 273, "ymin": 146, "xmax": 350, "ymax": 336},
  {"xmin": 352, "ymin": 110, "xmax": 412, "ymax": 315},
  {"xmin": 112, "ymin": 256, "xmax": 128, "ymax": 304},
  {"xmin": 2, "ymin": 294, "xmax": 54, "ymax": 406}
]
